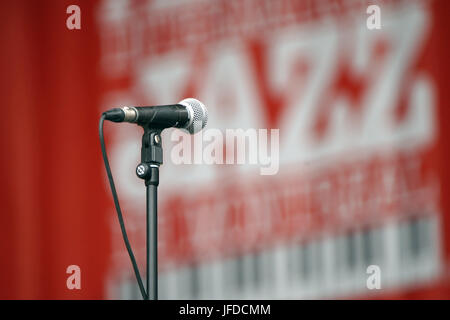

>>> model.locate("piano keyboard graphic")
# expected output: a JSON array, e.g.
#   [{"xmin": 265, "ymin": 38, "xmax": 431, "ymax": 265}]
[{"xmin": 112, "ymin": 214, "xmax": 441, "ymax": 299}]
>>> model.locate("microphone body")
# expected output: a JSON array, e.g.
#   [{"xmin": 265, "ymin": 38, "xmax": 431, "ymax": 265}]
[{"xmin": 103, "ymin": 98, "xmax": 208, "ymax": 134}]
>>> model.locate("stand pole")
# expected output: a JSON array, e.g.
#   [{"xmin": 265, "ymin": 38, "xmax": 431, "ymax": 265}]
[
  {"xmin": 146, "ymin": 168, "xmax": 159, "ymax": 300},
  {"xmin": 136, "ymin": 128, "xmax": 162, "ymax": 300}
]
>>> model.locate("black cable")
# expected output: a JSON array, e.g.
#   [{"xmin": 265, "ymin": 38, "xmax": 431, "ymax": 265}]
[{"xmin": 99, "ymin": 114, "xmax": 148, "ymax": 300}]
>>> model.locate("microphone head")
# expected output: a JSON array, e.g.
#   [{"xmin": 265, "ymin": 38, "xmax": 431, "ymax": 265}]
[{"xmin": 178, "ymin": 98, "xmax": 208, "ymax": 134}]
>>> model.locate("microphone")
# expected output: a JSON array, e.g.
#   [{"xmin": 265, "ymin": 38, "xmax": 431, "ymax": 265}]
[
  {"xmin": 100, "ymin": 98, "xmax": 209, "ymax": 300},
  {"xmin": 103, "ymin": 98, "xmax": 208, "ymax": 134}
]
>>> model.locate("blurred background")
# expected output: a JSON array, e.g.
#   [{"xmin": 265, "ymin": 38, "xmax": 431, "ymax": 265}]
[{"xmin": 1, "ymin": 0, "xmax": 450, "ymax": 299}]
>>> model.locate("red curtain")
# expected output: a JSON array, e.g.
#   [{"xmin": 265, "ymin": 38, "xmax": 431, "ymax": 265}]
[{"xmin": 0, "ymin": 0, "xmax": 110, "ymax": 299}]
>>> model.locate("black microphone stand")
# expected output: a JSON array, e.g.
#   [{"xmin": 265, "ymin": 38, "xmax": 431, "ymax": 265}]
[{"xmin": 135, "ymin": 126, "xmax": 163, "ymax": 300}]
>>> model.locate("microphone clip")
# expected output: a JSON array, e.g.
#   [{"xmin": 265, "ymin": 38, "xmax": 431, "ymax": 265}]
[{"xmin": 137, "ymin": 126, "xmax": 162, "ymax": 186}]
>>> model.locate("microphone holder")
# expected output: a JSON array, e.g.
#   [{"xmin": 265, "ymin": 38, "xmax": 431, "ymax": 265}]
[{"xmin": 135, "ymin": 125, "xmax": 163, "ymax": 300}]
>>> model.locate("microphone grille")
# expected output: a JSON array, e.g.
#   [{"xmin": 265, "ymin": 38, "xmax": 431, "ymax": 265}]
[{"xmin": 179, "ymin": 98, "xmax": 208, "ymax": 134}]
